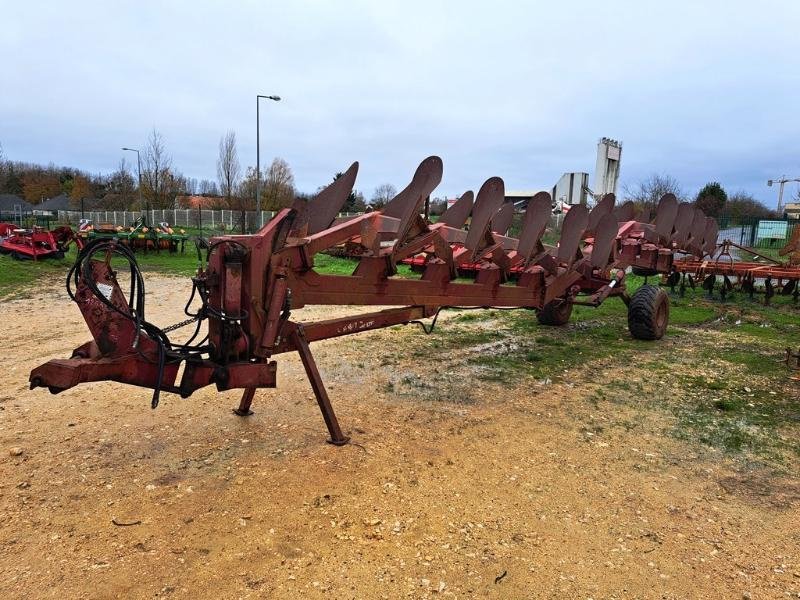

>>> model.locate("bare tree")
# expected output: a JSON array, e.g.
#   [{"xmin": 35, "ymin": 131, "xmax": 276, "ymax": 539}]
[
  {"xmin": 722, "ymin": 191, "xmax": 777, "ymax": 220},
  {"xmin": 0, "ymin": 141, "xmax": 6, "ymax": 192},
  {"xmin": 261, "ymin": 158, "xmax": 295, "ymax": 211},
  {"xmin": 370, "ymin": 183, "xmax": 396, "ymax": 209},
  {"xmin": 198, "ymin": 179, "xmax": 219, "ymax": 196},
  {"xmin": 103, "ymin": 158, "xmax": 136, "ymax": 209},
  {"xmin": 141, "ymin": 128, "xmax": 174, "ymax": 209},
  {"xmin": 184, "ymin": 177, "xmax": 199, "ymax": 196},
  {"xmin": 622, "ymin": 173, "xmax": 685, "ymax": 216},
  {"xmin": 216, "ymin": 130, "xmax": 241, "ymax": 207}
]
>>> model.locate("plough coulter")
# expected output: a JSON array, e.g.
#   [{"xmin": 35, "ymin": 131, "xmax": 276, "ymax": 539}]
[{"xmin": 29, "ymin": 157, "xmax": 718, "ymax": 445}]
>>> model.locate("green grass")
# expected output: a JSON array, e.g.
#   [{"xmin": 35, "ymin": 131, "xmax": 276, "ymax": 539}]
[
  {"xmin": 392, "ymin": 280, "xmax": 800, "ymax": 463},
  {"xmin": 0, "ymin": 247, "xmax": 77, "ymax": 296}
]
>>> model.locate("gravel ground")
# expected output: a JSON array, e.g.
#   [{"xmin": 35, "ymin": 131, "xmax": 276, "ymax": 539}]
[{"xmin": 0, "ymin": 275, "xmax": 798, "ymax": 599}]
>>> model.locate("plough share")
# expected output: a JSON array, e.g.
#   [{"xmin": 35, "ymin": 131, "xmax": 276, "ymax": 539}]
[{"xmin": 29, "ymin": 157, "xmax": 718, "ymax": 445}]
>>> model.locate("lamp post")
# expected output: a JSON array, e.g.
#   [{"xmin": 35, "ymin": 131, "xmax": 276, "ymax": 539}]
[
  {"xmin": 256, "ymin": 94, "xmax": 281, "ymax": 219},
  {"xmin": 122, "ymin": 147, "xmax": 147, "ymax": 222},
  {"xmin": 767, "ymin": 176, "xmax": 800, "ymax": 215}
]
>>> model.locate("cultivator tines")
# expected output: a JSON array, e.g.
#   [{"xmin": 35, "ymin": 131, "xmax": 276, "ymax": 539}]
[
  {"xmin": 668, "ymin": 237, "xmax": 800, "ymax": 304},
  {"xmin": 29, "ymin": 156, "xmax": 710, "ymax": 445}
]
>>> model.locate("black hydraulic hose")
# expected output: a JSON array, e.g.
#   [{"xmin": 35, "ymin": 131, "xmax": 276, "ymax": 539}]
[{"xmin": 67, "ymin": 238, "xmax": 252, "ymax": 408}]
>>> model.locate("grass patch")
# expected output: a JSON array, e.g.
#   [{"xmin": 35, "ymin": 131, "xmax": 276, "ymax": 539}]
[{"xmin": 0, "ymin": 248, "xmax": 76, "ymax": 297}]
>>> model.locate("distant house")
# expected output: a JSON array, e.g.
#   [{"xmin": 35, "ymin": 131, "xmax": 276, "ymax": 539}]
[
  {"xmin": 504, "ymin": 190, "xmax": 549, "ymax": 211},
  {"xmin": 783, "ymin": 203, "xmax": 800, "ymax": 220},
  {"xmin": 0, "ymin": 194, "xmax": 33, "ymax": 214},
  {"xmin": 504, "ymin": 172, "xmax": 590, "ymax": 212},
  {"xmin": 35, "ymin": 194, "xmax": 104, "ymax": 214},
  {"xmin": 175, "ymin": 195, "xmax": 226, "ymax": 209},
  {"xmin": 37, "ymin": 194, "xmax": 72, "ymax": 212}
]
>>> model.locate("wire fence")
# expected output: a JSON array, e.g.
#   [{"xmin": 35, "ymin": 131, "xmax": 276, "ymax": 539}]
[
  {"xmin": 716, "ymin": 216, "xmax": 800, "ymax": 249},
  {"xmin": 48, "ymin": 209, "xmax": 361, "ymax": 234},
  {"xmin": 55, "ymin": 209, "xmax": 276, "ymax": 233},
  {"xmin": 2, "ymin": 207, "xmax": 795, "ymax": 251}
]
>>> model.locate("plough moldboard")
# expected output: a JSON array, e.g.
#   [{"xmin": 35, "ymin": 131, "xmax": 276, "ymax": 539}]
[{"xmin": 29, "ymin": 156, "xmax": 719, "ymax": 445}]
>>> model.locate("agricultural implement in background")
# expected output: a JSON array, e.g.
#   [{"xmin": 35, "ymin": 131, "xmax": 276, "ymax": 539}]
[
  {"xmin": 665, "ymin": 231, "xmax": 800, "ymax": 304},
  {"xmin": 78, "ymin": 217, "xmax": 188, "ymax": 253},
  {"xmin": 0, "ymin": 222, "xmax": 18, "ymax": 239},
  {"xmin": 29, "ymin": 157, "xmax": 718, "ymax": 445},
  {"xmin": 0, "ymin": 225, "xmax": 83, "ymax": 260}
]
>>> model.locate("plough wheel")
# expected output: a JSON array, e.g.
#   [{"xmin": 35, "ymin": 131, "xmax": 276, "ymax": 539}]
[
  {"xmin": 537, "ymin": 299, "xmax": 573, "ymax": 326},
  {"xmin": 628, "ymin": 284, "xmax": 669, "ymax": 340}
]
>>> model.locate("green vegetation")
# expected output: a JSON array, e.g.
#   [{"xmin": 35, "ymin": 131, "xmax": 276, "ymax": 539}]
[
  {"xmin": 396, "ymin": 275, "xmax": 800, "ymax": 464},
  {"xmin": 0, "ymin": 244, "xmax": 201, "ymax": 297},
  {"xmin": 0, "ymin": 242, "xmax": 419, "ymax": 299}
]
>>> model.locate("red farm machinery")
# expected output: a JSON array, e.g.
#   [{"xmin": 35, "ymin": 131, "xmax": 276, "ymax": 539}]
[
  {"xmin": 29, "ymin": 157, "xmax": 718, "ymax": 445},
  {"xmin": 0, "ymin": 224, "xmax": 83, "ymax": 260},
  {"xmin": 665, "ymin": 226, "xmax": 800, "ymax": 304}
]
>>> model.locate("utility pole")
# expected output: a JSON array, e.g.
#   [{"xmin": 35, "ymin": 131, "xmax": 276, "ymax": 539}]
[
  {"xmin": 256, "ymin": 94, "xmax": 281, "ymax": 219},
  {"xmin": 768, "ymin": 176, "xmax": 800, "ymax": 215},
  {"xmin": 122, "ymin": 147, "xmax": 146, "ymax": 222}
]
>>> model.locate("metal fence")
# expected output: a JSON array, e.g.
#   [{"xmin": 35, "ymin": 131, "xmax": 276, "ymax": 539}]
[
  {"xmin": 56, "ymin": 209, "xmax": 277, "ymax": 232},
  {"xmin": 53, "ymin": 209, "xmax": 365, "ymax": 233},
  {"xmin": 715, "ymin": 216, "xmax": 800, "ymax": 249},
  {"xmin": 10, "ymin": 207, "xmax": 795, "ymax": 251}
]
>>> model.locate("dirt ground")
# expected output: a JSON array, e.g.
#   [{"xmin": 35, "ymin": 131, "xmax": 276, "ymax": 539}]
[{"xmin": 1, "ymin": 275, "xmax": 798, "ymax": 599}]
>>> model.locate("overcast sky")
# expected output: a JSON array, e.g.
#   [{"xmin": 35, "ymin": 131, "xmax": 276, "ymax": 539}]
[{"xmin": 2, "ymin": 1, "xmax": 799, "ymax": 205}]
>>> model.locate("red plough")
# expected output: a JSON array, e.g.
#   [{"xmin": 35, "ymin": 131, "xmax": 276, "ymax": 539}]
[{"xmin": 29, "ymin": 157, "xmax": 718, "ymax": 445}]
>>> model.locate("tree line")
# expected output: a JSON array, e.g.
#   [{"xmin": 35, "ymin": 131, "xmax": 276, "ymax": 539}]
[
  {"xmin": 6, "ymin": 134, "xmax": 781, "ymax": 222},
  {"xmin": 622, "ymin": 173, "xmax": 784, "ymax": 221},
  {"xmin": 0, "ymin": 131, "xmax": 304, "ymax": 212},
  {"xmin": 0, "ymin": 131, "xmax": 408, "ymax": 215}
]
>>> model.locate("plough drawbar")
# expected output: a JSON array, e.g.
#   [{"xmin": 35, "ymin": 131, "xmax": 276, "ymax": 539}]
[{"xmin": 30, "ymin": 156, "xmax": 718, "ymax": 445}]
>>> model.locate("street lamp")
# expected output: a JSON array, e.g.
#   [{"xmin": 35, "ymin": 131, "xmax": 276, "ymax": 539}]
[
  {"xmin": 256, "ymin": 94, "xmax": 281, "ymax": 218},
  {"xmin": 767, "ymin": 176, "xmax": 800, "ymax": 215},
  {"xmin": 122, "ymin": 147, "xmax": 147, "ymax": 221}
]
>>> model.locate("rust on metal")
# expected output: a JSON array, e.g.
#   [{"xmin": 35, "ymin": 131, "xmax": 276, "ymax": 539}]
[
  {"xmin": 492, "ymin": 202, "xmax": 515, "ymax": 236},
  {"xmin": 438, "ymin": 191, "xmax": 474, "ymax": 229},
  {"xmin": 29, "ymin": 156, "xmax": 709, "ymax": 445}
]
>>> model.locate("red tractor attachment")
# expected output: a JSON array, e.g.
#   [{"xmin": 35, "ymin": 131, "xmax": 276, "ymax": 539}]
[
  {"xmin": 29, "ymin": 157, "xmax": 717, "ymax": 445},
  {"xmin": 0, "ymin": 225, "xmax": 83, "ymax": 260},
  {"xmin": 666, "ymin": 237, "xmax": 800, "ymax": 304}
]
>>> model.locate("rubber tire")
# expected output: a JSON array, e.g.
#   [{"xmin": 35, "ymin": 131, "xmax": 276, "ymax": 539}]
[
  {"xmin": 537, "ymin": 299, "xmax": 573, "ymax": 326},
  {"xmin": 628, "ymin": 284, "xmax": 669, "ymax": 340}
]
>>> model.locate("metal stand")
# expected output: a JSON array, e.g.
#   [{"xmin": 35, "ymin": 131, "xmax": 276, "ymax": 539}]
[
  {"xmin": 234, "ymin": 387, "xmax": 256, "ymax": 416},
  {"xmin": 291, "ymin": 325, "xmax": 350, "ymax": 446}
]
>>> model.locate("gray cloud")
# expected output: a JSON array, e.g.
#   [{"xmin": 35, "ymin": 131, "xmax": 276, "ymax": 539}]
[{"xmin": 2, "ymin": 0, "xmax": 799, "ymax": 205}]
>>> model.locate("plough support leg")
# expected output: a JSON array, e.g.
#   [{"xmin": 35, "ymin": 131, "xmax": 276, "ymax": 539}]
[
  {"xmin": 291, "ymin": 325, "xmax": 350, "ymax": 446},
  {"xmin": 234, "ymin": 387, "xmax": 256, "ymax": 416}
]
